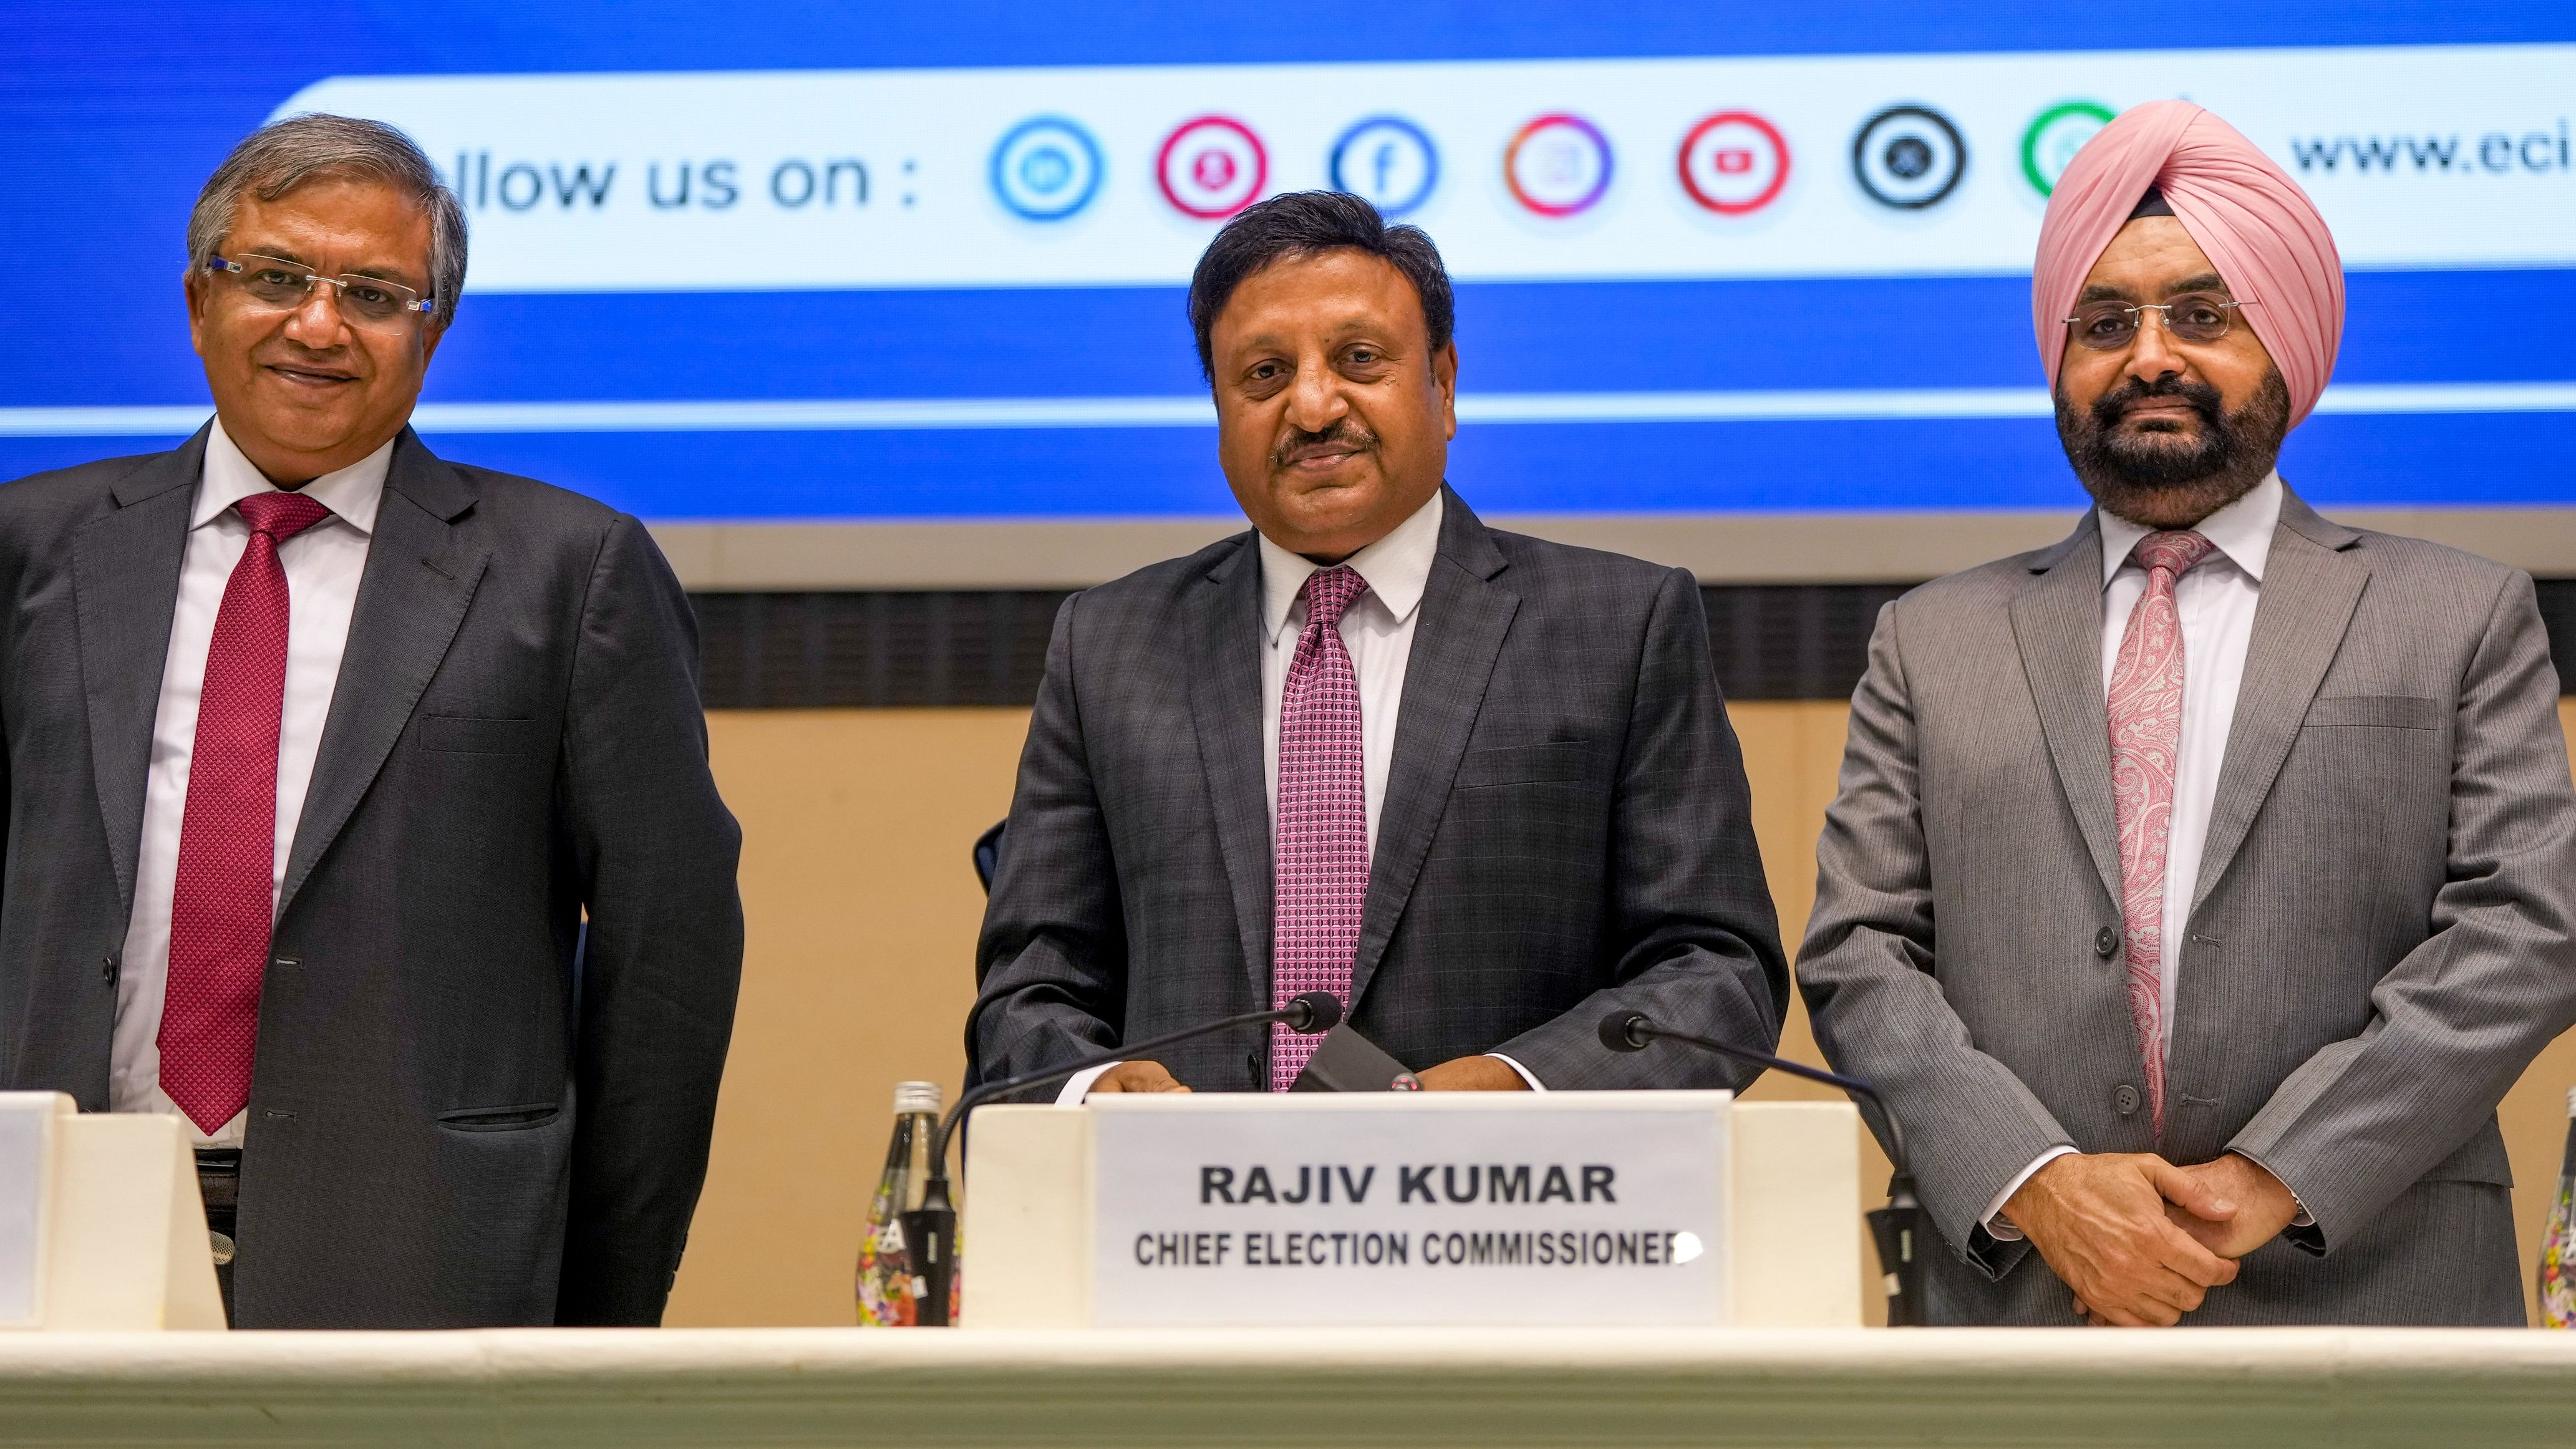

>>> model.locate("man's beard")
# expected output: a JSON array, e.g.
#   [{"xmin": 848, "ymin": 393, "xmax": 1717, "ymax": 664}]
[{"xmin": 2055, "ymin": 369, "xmax": 2292, "ymax": 529}]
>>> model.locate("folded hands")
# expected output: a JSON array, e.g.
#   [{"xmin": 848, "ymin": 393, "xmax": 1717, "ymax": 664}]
[{"xmin": 2004, "ymin": 1151, "xmax": 2302, "ymax": 1325}]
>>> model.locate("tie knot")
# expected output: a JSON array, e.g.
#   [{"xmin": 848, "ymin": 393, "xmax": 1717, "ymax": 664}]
[
  {"xmin": 235, "ymin": 490, "xmax": 332, "ymax": 542},
  {"xmin": 1300, "ymin": 565, "xmax": 1369, "ymax": 629},
  {"xmin": 2131, "ymin": 530, "xmax": 2216, "ymax": 579}
]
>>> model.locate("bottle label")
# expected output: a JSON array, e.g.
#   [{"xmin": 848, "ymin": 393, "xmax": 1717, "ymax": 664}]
[
  {"xmin": 2541, "ymin": 1176, "xmax": 2576, "ymax": 1329},
  {"xmin": 856, "ymin": 1181, "xmax": 918, "ymax": 1327}
]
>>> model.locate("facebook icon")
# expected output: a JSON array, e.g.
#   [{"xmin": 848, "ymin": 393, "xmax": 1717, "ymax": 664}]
[{"xmin": 1329, "ymin": 116, "xmax": 1440, "ymax": 217}]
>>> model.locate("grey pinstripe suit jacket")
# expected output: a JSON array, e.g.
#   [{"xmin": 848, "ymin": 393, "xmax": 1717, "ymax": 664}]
[
  {"xmin": 1799, "ymin": 490, "xmax": 2576, "ymax": 1325},
  {"xmin": 969, "ymin": 488, "xmax": 1786, "ymax": 1093}
]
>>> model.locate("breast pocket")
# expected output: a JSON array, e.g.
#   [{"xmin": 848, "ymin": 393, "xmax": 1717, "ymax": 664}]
[
  {"xmin": 2303, "ymin": 695, "xmax": 2440, "ymax": 730},
  {"xmin": 2279, "ymin": 693, "xmax": 2446, "ymax": 876},
  {"xmin": 1455, "ymin": 740, "xmax": 1593, "ymax": 789},
  {"xmin": 419, "ymin": 715, "xmax": 541, "ymax": 757}
]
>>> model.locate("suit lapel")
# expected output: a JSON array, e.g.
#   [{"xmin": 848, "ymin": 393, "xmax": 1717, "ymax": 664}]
[
  {"xmin": 279, "ymin": 430, "xmax": 488, "ymax": 918},
  {"xmin": 1347, "ymin": 491, "xmax": 1518, "ymax": 1012},
  {"xmin": 2008, "ymin": 511, "xmax": 2124, "ymax": 909},
  {"xmin": 1186, "ymin": 533, "xmax": 1276, "ymax": 1002},
  {"xmin": 69, "ymin": 431, "xmax": 208, "ymax": 915},
  {"xmin": 2189, "ymin": 492, "xmax": 2366, "ymax": 914}
]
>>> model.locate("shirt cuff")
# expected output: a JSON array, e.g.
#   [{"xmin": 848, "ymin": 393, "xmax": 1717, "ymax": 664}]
[
  {"xmin": 1485, "ymin": 1054, "xmax": 1547, "ymax": 1091},
  {"xmin": 1981, "ymin": 1145, "xmax": 2078, "ymax": 1241},
  {"xmin": 1055, "ymin": 1062, "xmax": 1121, "ymax": 1105}
]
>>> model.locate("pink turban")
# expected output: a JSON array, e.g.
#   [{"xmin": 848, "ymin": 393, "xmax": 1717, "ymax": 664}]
[{"xmin": 2031, "ymin": 99, "xmax": 2345, "ymax": 426}]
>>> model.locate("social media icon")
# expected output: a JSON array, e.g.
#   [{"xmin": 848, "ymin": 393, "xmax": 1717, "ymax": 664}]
[
  {"xmin": 1504, "ymin": 113, "xmax": 1613, "ymax": 218},
  {"xmin": 1157, "ymin": 116, "xmax": 1267, "ymax": 220},
  {"xmin": 1678, "ymin": 110, "xmax": 1790, "ymax": 215},
  {"xmin": 2021, "ymin": 100, "xmax": 2114, "ymax": 195},
  {"xmin": 1852, "ymin": 104, "xmax": 1967, "ymax": 210},
  {"xmin": 990, "ymin": 117, "xmax": 1104, "ymax": 221},
  {"xmin": 1330, "ymin": 116, "xmax": 1440, "ymax": 217}
]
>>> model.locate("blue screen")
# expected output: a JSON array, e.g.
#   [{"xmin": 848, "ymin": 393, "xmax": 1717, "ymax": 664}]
[{"xmin": 4, "ymin": 4, "xmax": 2570, "ymax": 521}]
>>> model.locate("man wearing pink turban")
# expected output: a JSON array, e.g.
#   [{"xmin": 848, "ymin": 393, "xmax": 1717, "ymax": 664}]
[{"xmin": 1799, "ymin": 100, "xmax": 2576, "ymax": 1325}]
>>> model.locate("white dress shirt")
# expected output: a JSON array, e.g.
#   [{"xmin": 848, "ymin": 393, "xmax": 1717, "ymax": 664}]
[
  {"xmin": 1252, "ymin": 489, "xmax": 1445, "ymax": 845},
  {"xmin": 1983, "ymin": 472, "xmax": 2283, "ymax": 1237},
  {"xmin": 109, "ymin": 419, "xmax": 388, "ymax": 1146},
  {"xmin": 1058, "ymin": 493, "xmax": 1544, "ymax": 1100}
]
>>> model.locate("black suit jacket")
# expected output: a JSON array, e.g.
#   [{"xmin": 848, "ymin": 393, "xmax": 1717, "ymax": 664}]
[
  {"xmin": 971, "ymin": 490, "xmax": 1784, "ymax": 1092},
  {"xmin": 0, "ymin": 427, "xmax": 743, "ymax": 1327}
]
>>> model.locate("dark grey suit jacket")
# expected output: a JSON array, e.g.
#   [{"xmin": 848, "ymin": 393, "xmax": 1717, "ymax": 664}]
[
  {"xmin": 0, "ymin": 427, "xmax": 743, "ymax": 1328},
  {"xmin": 970, "ymin": 489, "xmax": 1784, "ymax": 1093},
  {"xmin": 1799, "ymin": 490, "xmax": 2576, "ymax": 1324}
]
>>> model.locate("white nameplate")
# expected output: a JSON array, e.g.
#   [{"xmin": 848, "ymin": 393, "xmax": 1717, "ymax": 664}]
[
  {"xmin": 1087, "ymin": 1093, "xmax": 1729, "ymax": 1327},
  {"xmin": 0, "ymin": 1093, "xmax": 65, "ymax": 1329}
]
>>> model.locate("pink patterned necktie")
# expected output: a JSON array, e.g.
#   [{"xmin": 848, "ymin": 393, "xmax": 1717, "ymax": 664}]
[
  {"xmin": 2104, "ymin": 528, "xmax": 2215, "ymax": 1139},
  {"xmin": 1271, "ymin": 565, "xmax": 1370, "ymax": 1091},
  {"xmin": 158, "ymin": 490, "xmax": 334, "ymax": 1135}
]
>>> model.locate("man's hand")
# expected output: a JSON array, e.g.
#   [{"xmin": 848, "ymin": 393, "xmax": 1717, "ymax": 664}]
[
  {"xmin": 2162, "ymin": 1153, "xmax": 2302, "ymax": 1259},
  {"xmin": 2004, "ymin": 1152, "xmax": 2240, "ymax": 1326},
  {"xmin": 1083, "ymin": 1060, "xmax": 1190, "ymax": 1096},
  {"xmin": 1413, "ymin": 1055, "xmax": 1533, "ymax": 1091}
]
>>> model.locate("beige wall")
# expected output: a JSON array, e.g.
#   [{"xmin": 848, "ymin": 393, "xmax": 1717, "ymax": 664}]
[{"xmin": 667, "ymin": 702, "xmax": 2576, "ymax": 1328}]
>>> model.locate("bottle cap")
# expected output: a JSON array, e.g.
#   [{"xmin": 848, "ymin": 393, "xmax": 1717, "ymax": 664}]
[{"xmin": 894, "ymin": 1080, "xmax": 943, "ymax": 1115}]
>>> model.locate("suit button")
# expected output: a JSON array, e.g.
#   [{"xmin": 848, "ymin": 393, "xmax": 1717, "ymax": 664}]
[
  {"xmin": 2113, "ymin": 1084, "xmax": 2142, "ymax": 1117},
  {"xmin": 2094, "ymin": 927, "xmax": 2120, "ymax": 959}
]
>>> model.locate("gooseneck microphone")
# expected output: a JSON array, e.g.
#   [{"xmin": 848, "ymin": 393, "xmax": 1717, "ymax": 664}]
[
  {"xmin": 1598, "ymin": 1010, "xmax": 1926, "ymax": 1327},
  {"xmin": 900, "ymin": 991, "xmax": 1345, "ymax": 1326}
]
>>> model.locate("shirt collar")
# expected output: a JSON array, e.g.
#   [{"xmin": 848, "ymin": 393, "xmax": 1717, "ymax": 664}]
[
  {"xmin": 2098, "ymin": 470, "xmax": 2283, "ymax": 589},
  {"xmin": 1258, "ymin": 490, "xmax": 1445, "ymax": 641},
  {"xmin": 197, "ymin": 417, "xmax": 391, "ymax": 536}
]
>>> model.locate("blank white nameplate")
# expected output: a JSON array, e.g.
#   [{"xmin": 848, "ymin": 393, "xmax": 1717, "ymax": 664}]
[
  {"xmin": 0, "ymin": 1092, "xmax": 225, "ymax": 1331},
  {"xmin": 0, "ymin": 1093, "xmax": 65, "ymax": 1328},
  {"xmin": 962, "ymin": 1092, "xmax": 1861, "ymax": 1329}
]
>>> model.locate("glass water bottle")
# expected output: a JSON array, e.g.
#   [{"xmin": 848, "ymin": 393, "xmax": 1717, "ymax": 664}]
[
  {"xmin": 2541, "ymin": 1087, "xmax": 2576, "ymax": 1327},
  {"xmin": 856, "ymin": 1080, "xmax": 942, "ymax": 1326}
]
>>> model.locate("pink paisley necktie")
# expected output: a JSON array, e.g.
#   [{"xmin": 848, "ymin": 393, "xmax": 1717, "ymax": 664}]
[
  {"xmin": 1270, "ymin": 565, "xmax": 1370, "ymax": 1091},
  {"xmin": 158, "ymin": 490, "xmax": 333, "ymax": 1135},
  {"xmin": 2104, "ymin": 528, "xmax": 2215, "ymax": 1139}
]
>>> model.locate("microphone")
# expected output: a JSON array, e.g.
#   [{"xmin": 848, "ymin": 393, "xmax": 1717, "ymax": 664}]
[
  {"xmin": 900, "ymin": 991, "xmax": 1345, "ymax": 1325},
  {"xmin": 1598, "ymin": 1010, "xmax": 1927, "ymax": 1327}
]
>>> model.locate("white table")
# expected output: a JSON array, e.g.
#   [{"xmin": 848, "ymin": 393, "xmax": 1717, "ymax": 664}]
[{"xmin": 2, "ymin": 1327, "xmax": 2572, "ymax": 1447}]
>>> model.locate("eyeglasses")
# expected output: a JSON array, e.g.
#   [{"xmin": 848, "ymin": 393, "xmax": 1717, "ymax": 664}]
[
  {"xmin": 2063, "ymin": 293, "xmax": 2251, "ymax": 352},
  {"xmin": 205, "ymin": 253, "xmax": 433, "ymax": 330}
]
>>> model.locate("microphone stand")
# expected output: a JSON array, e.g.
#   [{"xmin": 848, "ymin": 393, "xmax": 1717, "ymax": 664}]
[
  {"xmin": 1599, "ymin": 1010, "xmax": 1926, "ymax": 1327},
  {"xmin": 900, "ymin": 991, "xmax": 1344, "ymax": 1326}
]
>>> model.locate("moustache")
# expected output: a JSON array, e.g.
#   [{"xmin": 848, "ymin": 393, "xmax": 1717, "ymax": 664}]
[
  {"xmin": 2090, "ymin": 372, "xmax": 2225, "ymax": 431},
  {"xmin": 1272, "ymin": 420, "xmax": 1379, "ymax": 470}
]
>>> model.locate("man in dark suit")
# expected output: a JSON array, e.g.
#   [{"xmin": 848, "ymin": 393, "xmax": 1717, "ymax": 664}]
[
  {"xmin": 0, "ymin": 115, "xmax": 742, "ymax": 1326},
  {"xmin": 970, "ymin": 192, "xmax": 1782, "ymax": 1098}
]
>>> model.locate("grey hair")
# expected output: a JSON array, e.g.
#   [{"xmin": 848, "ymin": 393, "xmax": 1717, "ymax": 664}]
[{"xmin": 185, "ymin": 114, "xmax": 468, "ymax": 330}]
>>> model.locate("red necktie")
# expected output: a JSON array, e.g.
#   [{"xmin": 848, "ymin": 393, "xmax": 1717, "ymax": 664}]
[
  {"xmin": 1271, "ymin": 565, "xmax": 1370, "ymax": 1091},
  {"xmin": 2104, "ymin": 529, "xmax": 2215, "ymax": 1139},
  {"xmin": 157, "ymin": 490, "xmax": 333, "ymax": 1135}
]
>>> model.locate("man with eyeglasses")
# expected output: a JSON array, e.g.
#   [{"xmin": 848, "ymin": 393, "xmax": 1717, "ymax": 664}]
[
  {"xmin": 0, "ymin": 114, "xmax": 743, "ymax": 1327},
  {"xmin": 1799, "ymin": 100, "xmax": 2576, "ymax": 1325}
]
